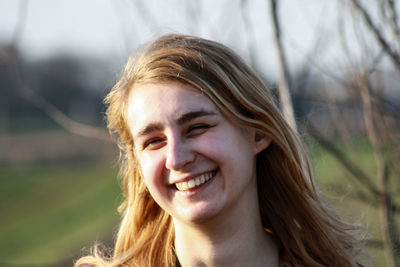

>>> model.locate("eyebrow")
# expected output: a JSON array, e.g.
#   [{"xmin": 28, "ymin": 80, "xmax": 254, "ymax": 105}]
[
  {"xmin": 136, "ymin": 123, "xmax": 164, "ymax": 138},
  {"xmin": 135, "ymin": 110, "xmax": 217, "ymax": 138},
  {"xmin": 176, "ymin": 110, "xmax": 217, "ymax": 126}
]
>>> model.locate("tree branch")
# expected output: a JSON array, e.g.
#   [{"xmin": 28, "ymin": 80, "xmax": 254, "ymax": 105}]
[
  {"xmin": 11, "ymin": 0, "xmax": 28, "ymax": 47},
  {"xmin": 7, "ymin": 57, "xmax": 111, "ymax": 142},
  {"xmin": 5, "ymin": 0, "xmax": 111, "ymax": 142},
  {"xmin": 306, "ymin": 123, "xmax": 380, "ymax": 198},
  {"xmin": 387, "ymin": 0, "xmax": 400, "ymax": 43},
  {"xmin": 351, "ymin": 0, "xmax": 400, "ymax": 74}
]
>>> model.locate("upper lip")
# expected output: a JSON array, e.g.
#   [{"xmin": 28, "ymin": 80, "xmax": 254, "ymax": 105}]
[{"xmin": 167, "ymin": 169, "xmax": 216, "ymax": 185}]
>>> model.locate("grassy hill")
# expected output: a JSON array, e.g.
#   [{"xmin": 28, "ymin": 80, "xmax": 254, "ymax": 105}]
[{"xmin": 0, "ymin": 161, "xmax": 121, "ymax": 266}]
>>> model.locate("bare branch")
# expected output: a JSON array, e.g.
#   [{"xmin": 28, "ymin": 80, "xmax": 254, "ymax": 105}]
[
  {"xmin": 7, "ymin": 58, "xmax": 111, "ymax": 142},
  {"xmin": 306, "ymin": 123, "xmax": 380, "ymax": 198},
  {"xmin": 5, "ymin": 0, "xmax": 111, "ymax": 142},
  {"xmin": 387, "ymin": 0, "xmax": 400, "ymax": 44},
  {"xmin": 351, "ymin": 0, "xmax": 400, "ymax": 74},
  {"xmin": 356, "ymin": 72, "xmax": 400, "ymax": 267},
  {"xmin": 11, "ymin": 0, "xmax": 28, "ymax": 47},
  {"xmin": 322, "ymin": 82, "xmax": 354, "ymax": 149},
  {"xmin": 286, "ymin": 38, "xmax": 349, "ymax": 87},
  {"xmin": 324, "ymin": 181, "xmax": 376, "ymax": 207}
]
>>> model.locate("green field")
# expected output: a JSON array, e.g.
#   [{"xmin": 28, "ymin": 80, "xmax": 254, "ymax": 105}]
[
  {"xmin": 0, "ymin": 161, "xmax": 121, "ymax": 266},
  {"xmin": 0, "ymin": 140, "xmax": 396, "ymax": 266},
  {"xmin": 310, "ymin": 139, "xmax": 396, "ymax": 266}
]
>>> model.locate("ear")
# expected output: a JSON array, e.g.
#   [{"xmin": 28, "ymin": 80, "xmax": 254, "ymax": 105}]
[{"xmin": 253, "ymin": 131, "xmax": 271, "ymax": 155}]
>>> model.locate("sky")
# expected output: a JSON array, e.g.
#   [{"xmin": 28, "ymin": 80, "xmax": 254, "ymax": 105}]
[
  {"xmin": 0, "ymin": 0, "xmax": 123, "ymax": 58},
  {"xmin": 0, "ymin": 0, "xmax": 340, "ymax": 75}
]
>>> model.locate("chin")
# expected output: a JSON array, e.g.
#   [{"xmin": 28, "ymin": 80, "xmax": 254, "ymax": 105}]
[{"xmin": 174, "ymin": 202, "xmax": 224, "ymax": 225}]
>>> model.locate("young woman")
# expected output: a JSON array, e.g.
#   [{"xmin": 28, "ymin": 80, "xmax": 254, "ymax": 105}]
[{"xmin": 76, "ymin": 34, "xmax": 362, "ymax": 267}]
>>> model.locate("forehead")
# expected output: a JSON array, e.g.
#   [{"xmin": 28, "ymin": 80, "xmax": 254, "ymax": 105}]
[{"xmin": 126, "ymin": 82, "xmax": 218, "ymax": 132}]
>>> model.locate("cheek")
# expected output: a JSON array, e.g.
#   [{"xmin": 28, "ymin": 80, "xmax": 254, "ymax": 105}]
[
  {"xmin": 205, "ymin": 128, "xmax": 253, "ymax": 159},
  {"xmin": 209, "ymin": 128, "xmax": 256, "ymax": 174},
  {"xmin": 138, "ymin": 152, "xmax": 166, "ymax": 189},
  {"xmin": 194, "ymin": 133, "xmax": 228, "ymax": 160}
]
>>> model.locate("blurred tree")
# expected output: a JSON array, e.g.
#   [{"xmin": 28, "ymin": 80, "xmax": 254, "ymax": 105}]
[
  {"xmin": 346, "ymin": 1, "xmax": 400, "ymax": 265},
  {"xmin": 1, "ymin": 0, "xmax": 110, "ymax": 139},
  {"xmin": 302, "ymin": 1, "xmax": 400, "ymax": 265}
]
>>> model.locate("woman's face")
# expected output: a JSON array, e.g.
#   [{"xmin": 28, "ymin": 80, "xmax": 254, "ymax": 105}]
[{"xmin": 127, "ymin": 81, "xmax": 270, "ymax": 224}]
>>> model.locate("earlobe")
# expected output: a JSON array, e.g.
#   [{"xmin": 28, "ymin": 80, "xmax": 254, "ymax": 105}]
[{"xmin": 254, "ymin": 132, "xmax": 271, "ymax": 155}]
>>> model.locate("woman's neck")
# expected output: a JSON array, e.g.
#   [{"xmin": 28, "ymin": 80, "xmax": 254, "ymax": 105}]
[{"xmin": 173, "ymin": 190, "xmax": 279, "ymax": 267}]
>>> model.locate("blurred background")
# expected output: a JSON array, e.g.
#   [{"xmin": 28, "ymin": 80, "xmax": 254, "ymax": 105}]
[{"xmin": 0, "ymin": 0, "xmax": 399, "ymax": 266}]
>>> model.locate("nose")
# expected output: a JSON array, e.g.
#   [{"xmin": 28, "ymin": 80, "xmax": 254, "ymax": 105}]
[{"xmin": 165, "ymin": 135, "xmax": 195, "ymax": 171}]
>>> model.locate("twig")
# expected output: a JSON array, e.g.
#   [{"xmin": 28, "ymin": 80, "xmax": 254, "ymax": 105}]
[
  {"xmin": 387, "ymin": 0, "xmax": 400, "ymax": 44},
  {"xmin": 357, "ymin": 72, "xmax": 399, "ymax": 267},
  {"xmin": 351, "ymin": 0, "xmax": 400, "ymax": 74},
  {"xmin": 306, "ymin": 123, "xmax": 380, "ymax": 198},
  {"xmin": 6, "ymin": 0, "xmax": 111, "ymax": 142},
  {"xmin": 11, "ymin": 0, "xmax": 28, "ymax": 46},
  {"xmin": 7, "ymin": 57, "xmax": 111, "ymax": 142}
]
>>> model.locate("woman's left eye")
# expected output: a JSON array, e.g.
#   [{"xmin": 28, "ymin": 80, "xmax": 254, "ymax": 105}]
[
  {"xmin": 143, "ymin": 138, "xmax": 165, "ymax": 150},
  {"xmin": 187, "ymin": 124, "xmax": 210, "ymax": 136}
]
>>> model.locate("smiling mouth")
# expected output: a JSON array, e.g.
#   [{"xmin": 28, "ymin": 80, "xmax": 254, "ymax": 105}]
[{"xmin": 174, "ymin": 170, "xmax": 217, "ymax": 191}]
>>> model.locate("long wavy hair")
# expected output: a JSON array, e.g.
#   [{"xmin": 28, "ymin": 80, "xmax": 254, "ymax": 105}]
[{"xmin": 75, "ymin": 34, "xmax": 362, "ymax": 267}]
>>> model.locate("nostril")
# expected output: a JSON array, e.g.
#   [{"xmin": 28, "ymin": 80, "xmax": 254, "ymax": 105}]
[{"xmin": 165, "ymin": 142, "xmax": 195, "ymax": 171}]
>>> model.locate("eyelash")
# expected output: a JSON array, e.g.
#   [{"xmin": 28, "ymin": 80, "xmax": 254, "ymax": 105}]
[
  {"xmin": 142, "ymin": 124, "xmax": 212, "ymax": 150},
  {"xmin": 143, "ymin": 138, "xmax": 165, "ymax": 149},
  {"xmin": 187, "ymin": 124, "xmax": 210, "ymax": 136}
]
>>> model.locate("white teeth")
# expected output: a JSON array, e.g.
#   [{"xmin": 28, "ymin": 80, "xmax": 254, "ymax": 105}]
[
  {"xmin": 188, "ymin": 180, "xmax": 196, "ymax": 189},
  {"xmin": 180, "ymin": 182, "xmax": 188, "ymax": 191},
  {"xmin": 175, "ymin": 172, "xmax": 214, "ymax": 191}
]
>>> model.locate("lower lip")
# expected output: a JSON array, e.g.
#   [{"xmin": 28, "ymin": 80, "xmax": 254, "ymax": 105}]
[{"xmin": 173, "ymin": 170, "xmax": 218, "ymax": 198}]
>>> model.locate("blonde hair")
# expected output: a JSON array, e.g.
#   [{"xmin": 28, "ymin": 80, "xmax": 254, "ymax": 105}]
[{"xmin": 75, "ymin": 34, "xmax": 362, "ymax": 267}]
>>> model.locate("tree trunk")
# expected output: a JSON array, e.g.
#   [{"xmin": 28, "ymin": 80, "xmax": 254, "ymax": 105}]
[
  {"xmin": 358, "ymin": 74, "xmax": 399, "ymax": 267},
  {"xmin": 269, "ymin": 0, "xmax": 297, "ymax": 133}
]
